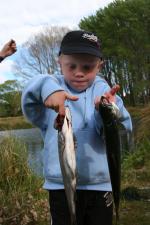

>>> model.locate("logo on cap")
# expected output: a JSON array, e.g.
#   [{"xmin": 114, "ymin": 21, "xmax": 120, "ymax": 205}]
[{"xmin": 82, "ymin": 33, "xmax": 98, "ymax": 43}]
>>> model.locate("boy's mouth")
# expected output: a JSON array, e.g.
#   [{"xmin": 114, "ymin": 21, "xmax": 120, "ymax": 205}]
[
  {"xmin": 71, "ymin": 79, "xmax": 89, "ymax": 83},
  {"xmin": 69, "ymin": 80, "xmax": 91, "ymax": 91},
  {"xmin": 71, "ymin": 80, "xmax": 89, "ymax": 88}
]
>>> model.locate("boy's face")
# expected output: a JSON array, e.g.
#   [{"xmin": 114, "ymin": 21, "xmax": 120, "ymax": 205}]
[{"xmin": 59, "ymin": 54, "xmax": 103, "ymax": 92}]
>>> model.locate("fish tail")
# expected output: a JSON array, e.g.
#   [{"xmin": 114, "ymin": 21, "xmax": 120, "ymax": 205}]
[
  {"xmin": 115, "ymin": 207, "xmax": 120, "ymax": 225},
  {"xmin": 71, "ymin": 215, "xmax": 77, "ymax": 225}
]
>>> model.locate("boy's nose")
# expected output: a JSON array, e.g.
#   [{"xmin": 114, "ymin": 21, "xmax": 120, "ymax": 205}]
[
  {"xmin": 74, "ymin": 67, "xmax": 85, "ymax": 78},
  {"xmin": 74, "ymin": 71, "xmax": 85, "ymax": 78}
]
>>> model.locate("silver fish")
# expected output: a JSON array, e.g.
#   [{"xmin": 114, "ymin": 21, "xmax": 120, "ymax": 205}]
[{"xmin": 54, "ymin": 107, "xmax": 77, "ymax": 225}]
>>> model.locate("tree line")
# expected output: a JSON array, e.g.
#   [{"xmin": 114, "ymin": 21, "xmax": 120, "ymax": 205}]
[{"xmin": 0, "ymin": 80, "xmax": 22, "ymax": 117}]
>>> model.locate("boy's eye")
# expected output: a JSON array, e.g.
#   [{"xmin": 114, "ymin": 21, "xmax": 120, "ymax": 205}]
[
  {"xmin": 83, "ymin": 65, "xmax": 91, "ymax": 71},
  {"xmin": 67, "ymin": 63, "xmax": 97, "ymax": 71},
  {"xmin": 69, "ymin": 64, "xmax": 77, "ymax": 70}
]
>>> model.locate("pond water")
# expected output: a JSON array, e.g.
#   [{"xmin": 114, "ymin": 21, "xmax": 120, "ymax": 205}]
[{"xmin": 0, "ymin": 128, "xmax": 44, "ymax": 176}]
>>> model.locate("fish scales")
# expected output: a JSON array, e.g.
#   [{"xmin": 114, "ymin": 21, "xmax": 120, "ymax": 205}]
[
  {"xmin": 99, "ymin": 97, "xmax": 121, "ymax": 225},
  {"xmin": 56, "ymin": 107, "xmax": 77, "ymax": 225}
]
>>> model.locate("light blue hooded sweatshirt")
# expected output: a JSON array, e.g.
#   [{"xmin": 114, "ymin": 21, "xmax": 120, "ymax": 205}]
[{"xmin": 22, "ymin": 74, "xmax": 132, "ymax": 191}]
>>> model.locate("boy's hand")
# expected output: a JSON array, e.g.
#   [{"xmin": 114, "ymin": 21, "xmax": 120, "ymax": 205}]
[
  {"xmin": 44, "ymin": 91, "xmax": 78, "ymax": 116},
  {"xmin": 94, "ymin": 85, "xmax": 120, "ymax": 110}
]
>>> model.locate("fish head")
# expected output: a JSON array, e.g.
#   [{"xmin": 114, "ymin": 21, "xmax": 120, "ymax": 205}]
[
  {"xmin": 62, "ymin": 107, "xmax": 73, "ymax": 133},
  {"xmin": 54, "ymin": 107, "xmax": 72, "ymax": 131},
  {"xmin": 65, "ymin": 106, "xmax": 72, "ymax": 123},
  {"xmin": 99, "ymin": 96, "xmax": 120, "ymax": 124},
  {"xmin": 54, "ymin": 113, "xmax": 65, "ymax": 131}
]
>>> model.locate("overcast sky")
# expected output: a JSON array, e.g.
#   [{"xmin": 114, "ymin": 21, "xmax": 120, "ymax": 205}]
[{"xmin": 0, "ymin": 0, "xmax": 114, "ymax": 83}]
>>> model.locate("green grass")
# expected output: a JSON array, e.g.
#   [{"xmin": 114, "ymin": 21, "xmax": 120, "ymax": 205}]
[
  {"xmin": 0, "ymin": 116, "xmax": 34, "ymax": 131},
  {"xmin": 128, "ymin": 105, "xmax": 150, "ymax": 143},
  {"xmin": 0, "ymin": 136, "xmax": 50, "ymax": 225},
  {"xmin": 122, "ymin": 139, "xmax": 150, "ymax": 188},
  {"xmin": 118, "ymin": 200, "xmax": 150, "ymax": 225},
  {"xmin": 118, "ymin": 139, "xmax": 150, "ymax": 225}
]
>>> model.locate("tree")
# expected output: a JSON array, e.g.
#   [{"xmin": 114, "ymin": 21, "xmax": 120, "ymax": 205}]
[
  {"xmin": 79, "ymin": 0, "xmax": 150, "ymax": 106},
  {"xmin": 13, "ymin": 26, "xmax": 70, "ymax": 79},
  {"xmin": 0, "ymin": 80, "xmax": 22, "ymax": 117}
]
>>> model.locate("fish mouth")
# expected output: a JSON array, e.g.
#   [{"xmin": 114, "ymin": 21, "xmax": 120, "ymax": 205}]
[
  {"xmin": 100, "ymin": 97, "xmax": 120, "ymax": 120},
  {"xmin": 101, "ymin": 96, "xmax": 113, "ymax": 105},
  {"xmin": 54, "ymin": 114, "xmax": 65, "ymax": 130},
  {"xmin": 54, "ymin": 107, "xmax": 72, "ymax": 131}
]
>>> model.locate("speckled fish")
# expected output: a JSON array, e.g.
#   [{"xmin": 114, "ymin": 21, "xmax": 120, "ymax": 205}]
[
  {"xmin": 99, "ymin": 85, "xmax": 121, "ymax": 224},
  {"xmin": 54, "ymin": 106, "xmax": 77, "ymax": 225}
]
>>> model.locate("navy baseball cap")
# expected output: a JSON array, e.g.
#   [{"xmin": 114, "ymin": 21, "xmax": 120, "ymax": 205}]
[{"xmin": 59, "ymin": 30, "xmax": 102, "ymax": 58}]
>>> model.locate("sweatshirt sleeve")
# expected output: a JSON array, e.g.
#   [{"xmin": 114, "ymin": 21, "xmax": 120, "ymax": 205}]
[
  {"xmin": 116, "ymin": 95, "xmax": 132, "ymax": 132},
  {"xmin": 21, "ymin": 74, "xmax": 64, "ymax": 129}
]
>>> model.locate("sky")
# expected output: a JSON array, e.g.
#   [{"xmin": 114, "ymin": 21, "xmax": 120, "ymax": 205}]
[{"xmin": 0, "ymin": 0, "xmax": 114, "ymax": 84}]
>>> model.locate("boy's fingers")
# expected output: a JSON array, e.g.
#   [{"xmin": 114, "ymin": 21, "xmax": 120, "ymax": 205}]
[
  {"xmin": 65, "ymin": 93, "xmax": 79, "ymax": 101},
  {"xmin": 44, "ymin": 92, "xmax": 78, "ymax": 115},
  {"xmin": 101, "ymin": 85, "xmax": 120, "ymax": 104},
  {"xmin": 58, "ymin": 93, "xmax": 78, "ymax": 116},
  {"xmin": 10, "ymin": 39, "xmax": 15, "ymax": 44},
  {"xmin": 110, "ymin": 85, "xmax": 120, "ymax": 95},
  {"xmin": 8, "ymin": 39, "xmax": 16, "ymax": 46},
  {"xmin": 94, "ymin": 96, "xmax": 100, "ymax": 105},
  {"xmin": 59, "ymin": 104, "xmax": 66, "ymax": 117},
  {"xmin": 94, "ymin": 96, "xmax": 101, "ymax": 110}
]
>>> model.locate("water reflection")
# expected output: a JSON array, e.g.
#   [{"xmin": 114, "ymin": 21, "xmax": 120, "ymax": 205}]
[
  {"xmin": 0, "ymin": 128, "xmax": 44, "ymax": 176},
  {"xmin": 27, "ymin": 139, "xmax": 44, "ymax": 177}
]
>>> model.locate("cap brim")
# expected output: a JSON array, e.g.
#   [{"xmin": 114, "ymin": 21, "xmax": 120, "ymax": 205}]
[{"xmin": 60, "ymin": 45, "xmax": 102, "ymax": 58}]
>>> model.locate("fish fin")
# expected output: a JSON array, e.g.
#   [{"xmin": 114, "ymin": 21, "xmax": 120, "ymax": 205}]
[{"xmin": 115, "ymin": 209, "xmax": 119, "ymax": 225}]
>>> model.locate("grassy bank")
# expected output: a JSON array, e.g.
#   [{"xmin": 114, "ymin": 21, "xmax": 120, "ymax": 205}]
[
  {"xmin": 0, "ymin": 137, "xmax": 50, "ymax": 225},
  {"xmin": 119, "ymin": 200, "xmax": 150, "ymax": 225},
  {"xmin": 122, "ymin": 139, "xmax": 150, "ymax": 188},
  {"xmin": 128, "ymin": 104, "xmax": 150, "ymax": 142},
  {"xmin": 120, "ymin": 104, "xmax": 150, "ymax": 225},
  {"xmin": 0, "ymin": 105, "xmax": 149, "ymax": 133},
  {"xmin": 119, "ymin": 138, "xmax": 150, "ymax": 225},
  {"xmin": 0, "ymin": 116, "xmax": 33, "ymax": 131}
]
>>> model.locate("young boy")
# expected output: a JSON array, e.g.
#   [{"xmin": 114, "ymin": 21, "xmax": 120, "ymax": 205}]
[{"xmin": 22, "ymin": 30, "xmax": 132, "ymax": 225}]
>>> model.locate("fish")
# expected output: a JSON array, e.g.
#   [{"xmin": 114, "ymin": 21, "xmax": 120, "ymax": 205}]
[
  {"xmin": 99, "ymin": 85, "xmax": 121, "ymax": 224},
  {"xmin": 54, "ymin": 106, "xmax": 77, "ymax": 225}
]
